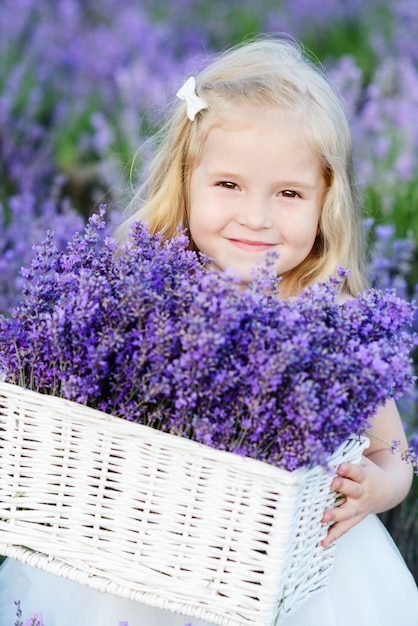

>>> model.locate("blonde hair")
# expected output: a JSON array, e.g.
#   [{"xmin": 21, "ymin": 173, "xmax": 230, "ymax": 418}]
[{"xmin": 116, "ymin": 36, "xmax": 367, "ymax": 296}]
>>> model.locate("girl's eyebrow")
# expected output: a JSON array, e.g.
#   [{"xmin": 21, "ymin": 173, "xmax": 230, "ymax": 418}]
[
  {"xmin": 206, "ymin": 168, "xmax": 240, "ymax": 177},
  {"xmin": 278, "ymin": 180, "xmax": 318, "ymax": 190}
]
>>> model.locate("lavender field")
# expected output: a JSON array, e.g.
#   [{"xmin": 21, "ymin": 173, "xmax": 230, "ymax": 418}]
[{"xmin": 1, "ymin": 0, "xmax": 417, "ymax": 577}]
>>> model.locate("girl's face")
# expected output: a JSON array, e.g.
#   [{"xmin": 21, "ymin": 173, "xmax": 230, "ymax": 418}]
[{"xmin": 189, "ymin": 105, "xmax": 325, "ymax": 291}]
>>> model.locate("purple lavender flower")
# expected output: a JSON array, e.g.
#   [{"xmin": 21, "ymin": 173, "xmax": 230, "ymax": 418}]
[
  {"xmin": 23, "ymin": 617, "xmax": 45, "ymax": 626},
  {"xmin": 1, "ymin": 210, "xmax": 416, "ymax": 471},
  {"xmin": 14, "ymin": 601, "xmax": 45, "ymax": 626},
  {"xmin": 14, "ymin": 600, "xmax": 22, "ymax": 626},
  {"xmin": 400, "ymin": 437, "xmax": 418, "ymax": 475}
]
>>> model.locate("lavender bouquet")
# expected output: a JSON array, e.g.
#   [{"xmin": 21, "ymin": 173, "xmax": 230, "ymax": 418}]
[{"xmin": 0, "ymin": 208, "xmax": 416, "ymax": 471}]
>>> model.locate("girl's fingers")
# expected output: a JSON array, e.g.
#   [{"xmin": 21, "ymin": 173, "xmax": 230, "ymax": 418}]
[
  {"xmin": 322, "ymin": 499, "xmax": 364, "ymax": 546},
  {"xmin": 321, "ymin": 498, "xmax": 359, "ymax": 525},
  {"xmin": 331, "ymin": 475, "xmax": 363, "ymax": 498},
  {"xmin": 321, "ymin": 461, "xmax": 369, "ymax": 546},
  {"xmin": 330, "ymin": 460, "xmax": 368, "ymax": 496},
  {"xmin": 321, "ymin": 516, "xmax": 361, "ymax": 547},
  {"xmin": 336, "ymin": 461, "xmax": 366, "ymax": 482}
]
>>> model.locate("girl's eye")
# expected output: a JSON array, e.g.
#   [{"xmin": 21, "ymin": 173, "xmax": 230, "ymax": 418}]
[
  {"xmin": 217, "ymin": 181, "xmax": 238, "ymax": 190},
  {"xmin": 279, "ymin": 189, "xmax": 301, "ymax": 198}
]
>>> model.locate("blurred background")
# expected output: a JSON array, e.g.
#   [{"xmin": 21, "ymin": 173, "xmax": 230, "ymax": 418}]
[{"xmin": 0, "ymin": 0, "xmax": 417, "ymax": 579}]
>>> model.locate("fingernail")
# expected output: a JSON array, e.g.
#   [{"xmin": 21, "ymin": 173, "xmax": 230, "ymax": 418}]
[{"xmin": 332, "ymin": 477, "xmax": 342, "ymax": 490}]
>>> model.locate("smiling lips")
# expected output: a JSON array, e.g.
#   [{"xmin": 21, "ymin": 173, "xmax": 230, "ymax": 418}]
[{"xmin": 228, "ymin": 238, "xmax": 277, "ymax": 252}]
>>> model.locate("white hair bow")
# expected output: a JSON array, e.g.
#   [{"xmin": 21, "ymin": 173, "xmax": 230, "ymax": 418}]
[{"xmin": 176, "ymin": 76, "xmax": 208, "ymax": 121}]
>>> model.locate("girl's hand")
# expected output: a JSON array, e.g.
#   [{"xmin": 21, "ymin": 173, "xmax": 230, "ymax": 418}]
[
  {"xmin": 321, "ymin": 400, "xmax": 414, "ymax": 548},
  {"xmin": 320, "ymin": 455, "xmax": 390, "ymax": 548}
]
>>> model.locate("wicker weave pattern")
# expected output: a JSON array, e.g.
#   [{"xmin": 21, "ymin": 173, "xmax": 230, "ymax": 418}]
[{"xmin": 0, "ymin": 381, "xmax": 368, "ymax": 625}]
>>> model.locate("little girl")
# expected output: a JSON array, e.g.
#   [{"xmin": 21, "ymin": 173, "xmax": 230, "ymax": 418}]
[{"xmin": 1, "ymin": 36, "xmax": 417, "ymax": 626}]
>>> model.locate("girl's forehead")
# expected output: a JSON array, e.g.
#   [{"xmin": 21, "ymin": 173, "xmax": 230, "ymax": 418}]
[
  {"xmin": 207, "ymin": 100, "xmax": 306, "ymax": 131},
  {"xmin": 190, "ymin": 101, "xmax": 323, "ymax": 172},
  {"xmin": 195, "ymin": 106, "xmax": 325, "ymax": 181},
  {"xmin": 203, "ymin": 102, "xmax": 310, "ymax": 146}
]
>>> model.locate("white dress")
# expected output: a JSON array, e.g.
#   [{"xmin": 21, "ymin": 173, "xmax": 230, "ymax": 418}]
[{"xmin": 0, "ymin": 515, "xmax": 417, "ymax": 626}]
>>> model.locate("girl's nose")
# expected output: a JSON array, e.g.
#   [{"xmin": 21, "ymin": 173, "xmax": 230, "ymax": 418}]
[{"xmin": 236, "ymin": 196, "xmax": 273, "ymax": 229}]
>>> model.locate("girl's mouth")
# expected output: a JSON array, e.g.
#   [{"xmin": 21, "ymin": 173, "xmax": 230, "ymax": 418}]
[{"xmin": 228, "ymin": 238, "xmax": 277, "ymax": 252}]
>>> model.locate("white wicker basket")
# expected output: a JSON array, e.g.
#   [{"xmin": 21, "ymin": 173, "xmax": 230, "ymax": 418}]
[{"xmin": 0, "ymin": 381, "xmax": 368, "ymax": 625}]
